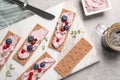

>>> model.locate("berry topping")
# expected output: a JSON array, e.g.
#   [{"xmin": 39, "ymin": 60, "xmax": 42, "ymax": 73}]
[
  {"xmin": 3, "ymin": 46, "xmax": 6, "ymax": 49},
  {"xmin": 6, "ymin": 38, "xmax": 12, "ymax": 45},
  {"xmin": 40, "ymin": 62, "xmax": 45, "ymax": 68},
  {"xmin": 38, "ymin": 68, "xmax": 42, "ymax": 73},
  {"xmin": 28, "ymin": 36, "xmax": 34, "ymax": 42},
  {"xmin": 61, "ymin": 15, "xmax": 67, "ymax": 22},
  {"xmin": 3, "ymin": 45, "xmax": 10, "ymax": 49},
  {"xmin": 56, "ymin": 38, "xmax": 60, "ymax": 42},
  {"xmin": 31, "ymin": 41, "xmax": 36, "ymax": 45},
  {"xmin": 64, "ymin": 25, "xmax": 69, "ymax": 31},
  {"xmin": 60, "ymin": 28, "xmax": 64, "ymax": 32},
  {"xmin": 21, "ymin": 49, "xmax": 25, "ymax": 53},
  {"xmin": 27, "ymin": 45, "xmax": 33, "ymax": 52},
  {"xmin": 34, "ymin": 38, "xmax": 38, "ymax": 41},
  {"xmin": 27, "ymin": 76, "xmax": 32, "ymax": 80},
  {"xmin": 6, "ymin": 45, "xmax": 10, "ymax": 48},
  {"xmin": 29, "ymin": 72, "xmax": 33, "ymax": 76},
  {"xmin": 65, "ymin": 21, "xmax": 68, "ymax": 25},
  {"xmin": 33, "ymin": 64, "xmax": 39, "ymax": 70}
]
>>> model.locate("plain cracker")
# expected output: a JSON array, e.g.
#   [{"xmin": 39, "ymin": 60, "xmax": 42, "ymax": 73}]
[{"xmin": 54, "ymin": 38, "xmax": 93, "ymax": 78}]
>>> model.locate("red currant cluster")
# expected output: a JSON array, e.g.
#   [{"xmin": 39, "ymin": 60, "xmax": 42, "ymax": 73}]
[
  {"xmin": 60, "ymin": 21, "xmax": 69, "ymax": 32},
  {"xmin": 27, "ymin": 68, "xmax": 42, "ymax": 80},
  {"xmin": 21, "ymin": 36, "xmax": 38, "ymax": 54},
  {"xmin": 27, "ymin": 62, "xmax": 45, "ymax": 80},
  {"xmin": 60, "ymin": 15, "xmax": 69, "ymax": 32},
  {"xmin": 56, "ymin": 15, "xmax": 70, "ymax": 43}
]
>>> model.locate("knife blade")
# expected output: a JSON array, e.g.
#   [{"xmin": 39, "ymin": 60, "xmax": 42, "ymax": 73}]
[{"xmin": 10, "ymin": 0, "xmax": 55, "ymax": 20}]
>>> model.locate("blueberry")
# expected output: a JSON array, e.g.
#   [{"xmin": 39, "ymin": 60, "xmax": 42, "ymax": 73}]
[
  {"xmin": 27, "ymin": 45, "xmax": 33, "ymax": 52},
  {"xmin": 28, "ymin": 36, "xmax": 34, "ymax": 42},
  {"xmin": 64, "ymin": 25, "xmax": 70, "ymax": 31},
  {"xmin": 40, "ymin": 62, "xmax": 45, "ymax": 68},
  {"xmin": 61, "ymin": 15, "xmax": 67, "ymax": 22},
  {"xmin": 33, "ymin": 64, "xmax": 39, "ymax": 70},
  {"xmin": 6, "ymin": 38, "xmax": 12, "ymax": 45}
]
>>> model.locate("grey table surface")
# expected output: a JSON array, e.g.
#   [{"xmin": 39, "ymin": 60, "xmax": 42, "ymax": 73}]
[{"xmin": 3, "ymin": 0, "xmax": 120, "ymax": 80}]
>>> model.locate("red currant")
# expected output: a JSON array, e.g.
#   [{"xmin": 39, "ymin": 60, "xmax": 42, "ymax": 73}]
[
  {"xmin": 34, "ymin": 38, "xmax": 38, "ymax": 41},
  {"xmin": 56, "ymin": 38, "xmax": 60, "ymax": 42},
  {"xmin": 3, "ymin": 46, "xmax": 7, "ymax": 49},
  {"xmin": 38, "ymin": 68, "xmax": 42, "ymax": 73},
  {"xmin": 27, "ymin": 77, "xmax": 32, "ymax": 80},
  {"xmin": 65, "ymin": 21, "xmax": 68, "ymax": 25},
  {"xmin": 60, "ymin": 28, "xmax": 64, "ymax": 32},
  {"xmin": 29, "ymin": 72, "xmax": 33, "ymax": 76},
  {"xmin": 21, "ymin": 49, "xmax": 25, "ymax": 54},
  {"xmin": 31, "ymin": 41, "xmax": 36, "ymax": 45},
  {"xmin": 6, "ymin": 45, "xmax": 10, "ymax": 48},
  {"xmin": 3, "ymin": 45, "xmax": 9, "ymax": 49}
]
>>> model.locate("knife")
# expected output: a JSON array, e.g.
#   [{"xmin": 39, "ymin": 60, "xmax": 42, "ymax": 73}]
[{"xmin": 10, "ymin": 0, "xmax": 55, "ymax": 20}]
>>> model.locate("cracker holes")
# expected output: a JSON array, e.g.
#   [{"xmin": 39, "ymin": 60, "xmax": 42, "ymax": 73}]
[
  {"xmin": 79, "ymin": 47, "xmax": 81, "ymax": 50},
  {"xmin": 80, "ymin": 53, "xmax": 83, "ymax": 56},
  {"xmin": 70, "ymin": 56, "xmax": 73, "ymax": 59},
  {"xmin": 62, "ymin": 64, "xmax": 65, "ymax": 67},
  {"xmin": 72, "ymin": 62, "xmax": 75, "ymax": 65},
  {"xmin": 76, "ymin": 57, "xmax": 80, "ymax": 61},
  {"xmin": 64, "ymin": 70, "xmax": 67, "ymax": 73},
  {"xmin": 68, "ymin": 66, "xmax": 71, "ymax": 69},
  {"xmin": 56, "ymin": 68, "xmax": 60, "ymax": 71},
  {"xmin": 84, "ymin": 48, "xmax": 87, "ymax": 52}
]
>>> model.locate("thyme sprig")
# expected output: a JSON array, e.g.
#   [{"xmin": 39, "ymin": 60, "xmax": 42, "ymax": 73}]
[
  {"xmin": 5, "ymin": 64, "xmax": 15, "ymax": 80},
  {"xmin": 71, "ymin": 29, "xmax": 82, "ymax": 38},
  {"xmin": 41, "ymin": 37, "xmax": 48, "ymax": 50}
]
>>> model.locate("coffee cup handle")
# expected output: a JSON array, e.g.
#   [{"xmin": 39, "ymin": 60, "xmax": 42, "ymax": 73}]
[{"xmin": 96, "ymin": 23, "xmax": 109, "ymax": 35}]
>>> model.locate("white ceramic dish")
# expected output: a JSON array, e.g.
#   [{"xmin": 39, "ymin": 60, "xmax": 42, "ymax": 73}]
[{"xmin": 81, "ymin": 0, "xmax": 112, "ymax": 16}]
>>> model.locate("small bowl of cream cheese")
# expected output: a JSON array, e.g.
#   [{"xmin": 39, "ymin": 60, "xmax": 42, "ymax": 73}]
[{"xmin": 81, "ymin": 0, "xmax": 112, "ymax": 16}]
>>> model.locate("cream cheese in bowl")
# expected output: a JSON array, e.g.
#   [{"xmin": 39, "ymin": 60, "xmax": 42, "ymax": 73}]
[{"xmin": 82, "ymin": 0, "xmax": 112, "ymax": 16}]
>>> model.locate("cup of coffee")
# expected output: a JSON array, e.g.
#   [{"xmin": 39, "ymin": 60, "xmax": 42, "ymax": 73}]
[{"xmin": 96, "ymin": 22, "xmax": 120, "ymax": 52}]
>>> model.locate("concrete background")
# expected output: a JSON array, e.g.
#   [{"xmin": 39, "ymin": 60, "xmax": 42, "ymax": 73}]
[{"xmin": 28, "ymin": 0, "xmax": 120, "ymax": 80}]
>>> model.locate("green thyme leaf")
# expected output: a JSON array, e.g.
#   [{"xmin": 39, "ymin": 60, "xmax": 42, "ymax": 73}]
[
  {"xmin": 9, "ymin": 64, "xmax": 15, "ymax": 70},
  {"xmin": 71, "ymin": 31, "xmax": 74, "ymax": 33},
  {"xmin": 44, "ymin": 38, "xmax": 48, "ymax": 42},
  {"xmin": 71, "ymin": 29, "xmax": 82, "ymax": 38},
  {"xmin": 74, "ymin": 31, "xmax": 77, "ymax": 34},
  {"xmin": 72, "ymin": 35, "xmax": 76, "ymax": 38},
  {"xmin": 71, "ymin": 32, "xmax": 73, "ymax": 35},
  {"xmin": 6, "ymin": 70, "xmax": 12, "ymax": 77},
  {"xmin": 42, "ymin": 45, "xmax": 45, "ymax": 50},
  {"xmin": 78, "ymin": 30, "xmax": 80, "ymax": 34}
]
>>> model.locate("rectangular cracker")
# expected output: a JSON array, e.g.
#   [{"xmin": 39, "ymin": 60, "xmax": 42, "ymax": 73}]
[
  {"xmin": 13, "ymin": 24, "xmax": 48, "ymax": 66},
  {"xmin": 54, "ymin": 38, "xmax": 93, "ymax": 78},
  {"xmin": 48, "ymin": 9, "xmax": 76, "ymax": 52},
  {"xmin": 17, "ymin": 52, "xmax": 55, "ymax": 80},
  {"xmin": 0, "ymin": 31, "xmax": 20, "ymax": 71}
]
